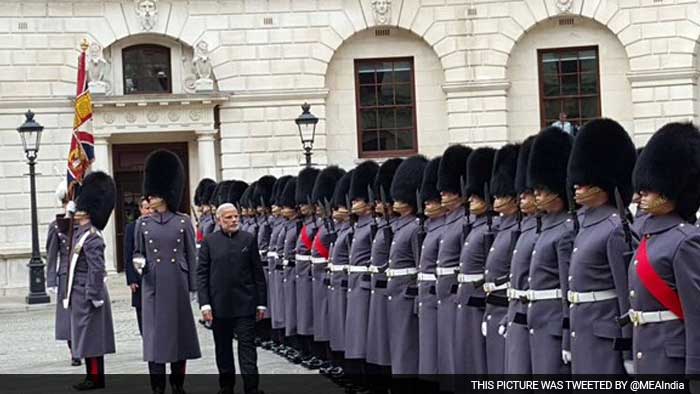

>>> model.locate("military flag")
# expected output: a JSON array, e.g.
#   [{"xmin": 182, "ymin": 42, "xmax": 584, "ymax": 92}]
[{"xmin": 66, "ymin": 39, "xmax": 95, "ymax": 185}]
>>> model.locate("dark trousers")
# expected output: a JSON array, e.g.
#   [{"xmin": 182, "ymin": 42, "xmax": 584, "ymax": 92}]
[
  {"xmin": 148, "ymin": 360, "xmax": 186, "ymax": 390},
  {"xmin": 255, "ymin": 318, "xmax": 271, "ymax": 341},
  {"xmin": 135, "ymin": 306, "xmax": 143, "ymax": 336},
  {"xmin": 85, "ymin": 356, "xmax": 104, "ymax": 385},
  {"xmin": 213, "ymin": 316, "xmax": 260, "ymax": 394}
]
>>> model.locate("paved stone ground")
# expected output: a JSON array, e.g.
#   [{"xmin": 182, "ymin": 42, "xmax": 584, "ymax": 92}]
[{"xmin": 0, "ymin": 274, "xmax": 343, "ymax": 393}]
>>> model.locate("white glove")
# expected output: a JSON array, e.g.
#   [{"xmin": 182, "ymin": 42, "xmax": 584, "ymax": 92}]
[
  {"xmin": 498, "ymin": 325, "xmax": 506, "ymax": 336},
  {"xmin": 562, "ymin": 350, "xmax": 571, "ymax": 365},
  {"xmin": 91, "ymin": 300, "xmax": 104, "ymax": 308},
  {"xmin": 624, "ymin": 360, "xmax": 634, "ymax": 375},
  {"xmin": 190, "ymin": 292, "xmax": 197, "ymax": 303},
  {"xmin": 133, "ymin": 256, "xmax": 146, "ymax": 275},
  {"xmin": 481, "ymin": 321, "xmax": 488, "ymax": 337},
  {"xmin": 47, "ymin": 287, "xmax": 57, "ymax": 295},
  {"xmin": 66, "ymin": 201, "xmax": 77, "ymax": 215}
]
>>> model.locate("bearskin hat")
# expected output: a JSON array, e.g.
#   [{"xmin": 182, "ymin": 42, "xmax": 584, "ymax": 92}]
[
  {"xmin": 465, "ymin": 147, "xmax": 496, "ymax": 199},
  {"xmin": 391, "ymin": 155, "xmax": 428, "ymax": 208},
  {"xmin": 143, "ymin": 149, "xmax": 185, "ymax": 212},
  {"xmin": 296, "ymin": 167, "xmax": 321, "ymax": 205},
  {"xmin": 241, "ymin": 182, "xmax": 257, "ymax": 208},
  {"xmin": 226, "ymin": 180, "xmax": 249, "ymax": 207},
  {"xmin": 568, "ymin": 118, "xmax": 636, "ymax": 205},
  {"xmin": 528, "ymin": 127, "xmax": 573, "ymax": 198},
  {"xmin": 75, "ymin": 171, "xmax": 116, "ymax": 231},
  {"xmin": 421, "ymin": 156, "xmax": 441, "ymax": 204},
  {"xmin": 312, "ymin": 166, "xmax": 346, "ymax": 205},
  {"xmin": 515, "ymin": 136, "xmax": 536, "ymax": 195},
  {"xmin": 491, "ymin": 144, "xmax": 521, "ymax": 198},
  {"xmin": 332, "ymin": 170, "xmax": 353, "ymax": 209},
  {"xmin": 350, "ymin": 161, "xmax": 379, "ymax": 202},
  {"xmin": 279, "ymin": 177, "xmax": 298, "ymax": 208},
  {"xmin": 633, "ymin": 122, "xmax": 700, "ymax": 222},
  {"xmin": 194, "ymin": 178, "xmax": 217, "ymax": 207},
  {"xmin": 253, "ymin": 175, "xmax": 277, "ymax": 208},
  {"xmin": 272, "ymin": 175, "xmax": 292, "ymax": 207},
  {"xmin": 438, "ymin": 144, "xmax": 472, "ymax": 195},
  {"xmin": 374, "ymin": 158, "xmax": 403, "ymax": 203}
]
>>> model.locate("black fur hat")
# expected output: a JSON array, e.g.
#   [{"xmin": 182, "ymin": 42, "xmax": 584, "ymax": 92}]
[
  {"xmin": 332, "ymin": 170, "xmax": 353, "ymax": 209},
  {"xmin": 313, "ymin": 166, "xmax": 346, "ymax": 205},
  {"xmin": 350, "ymin": 161, "xmax": 379, "ymax": 202},
  {"xmin": 420, "ymin": 156, "xmax": 441, "ymax": 204},
  {"xmin": 241, "ymin": 182, "xmax": 256, "ymax": 208},
  {"xmin": 374, "ymin": 158, "xmax": 403, "ymax": 203},
  {"xmin": 75, "ymin": 171, "xmax": 115, "ymax": 231},
  {"xmin": 391, "ymin": 155, "xmax": 428, "ymax": 208},
  {"xmin": 194, "ymin": 178, "xmax": 216, "ymax": 206},
  {"xmin": 438, "ymin": 145, "xmax": 472, "ymax": 195},
  {"xmin": 253, "ymin": 175, "xmax": 277, "ymax": 208},
  {"xmin": 568, "ymin": 118, "xmax": 636, "ymax": 205},
  {"xmin": 143, "ymin": 149, "xmax": 185, "ymax": 212},
  {"xmin": 279, "ymin": 177, "xmax": 298, "ymax": 208},
  {"xmin": 465, "ymin": 147, "xmax": 496, "ymax": 199},
  {"xmin": 272, "ymin": 175, "xmax": 292, "ymax": 206},
  {"xmin": 213, "ymin": 181, "xmax": 231, "ymax": 207},
  {"xmin": 226, "ymin": 181, "xmax": 249, "ymax": 206},
  {"xmin": 515, "ymin": 136, "xmax": 536, "ymax": 195},
  {"xmin": 633, "ymin": 122, "xmax": 700, "ymax": 222},
  {"xmin": 528, "ymin": 127, "xmax": 573, "ymax": 198},
  {"xmin": 491, "ymin": 144, "xmax": 520, "ymax": 198},
  {"xmin": 296, "ymin": 167, "xmax": 321, "ymax": 205}
]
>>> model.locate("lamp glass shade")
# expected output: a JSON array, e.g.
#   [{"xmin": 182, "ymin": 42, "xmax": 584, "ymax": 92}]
[
  {"xmin": 295, "ymin": 102, "xmax": 318, "ymax": 145},
  {"xmin": 17, "ymin": 110, "xmax": 44, "ymax": 156}
]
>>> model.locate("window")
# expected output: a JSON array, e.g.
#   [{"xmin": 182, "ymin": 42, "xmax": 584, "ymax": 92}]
[
  {"xmin": 355, "ymin": 58, "xmax": 417, "ymax": 158},
  {"xmin": 122, "ymin": 44, "xmax": 172, "ymax": 94},
  {"xmin": 538, "ymin": 46, "xmax": 600, "ymax": 129}
]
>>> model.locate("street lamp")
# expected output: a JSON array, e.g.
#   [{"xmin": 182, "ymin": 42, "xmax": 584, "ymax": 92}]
[
  {"xmin": 17, "ymin": 110, "xmax": 50, "ymax": 305},
  {"xmin": 295, "ymin": 102, "xmax": 319, "ymax": 167}
]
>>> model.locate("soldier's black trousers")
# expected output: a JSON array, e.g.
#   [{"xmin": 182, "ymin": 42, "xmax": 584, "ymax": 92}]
[
  {"xmin": 84, "ymin": 356, "xmax": 104, "ymax": 385},
  {"xmin": 148, "ymin": 360, "xmax": 186, "ymax": 389},
  {"xmin": 213, "ymin": 316, "xmax": 259, "ymax": 394}
]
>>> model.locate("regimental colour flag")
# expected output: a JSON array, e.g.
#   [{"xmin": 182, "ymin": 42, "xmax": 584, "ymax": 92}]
[{"xmin": 67, "ymin": 39, "xmax": 95, "ymax": 185}]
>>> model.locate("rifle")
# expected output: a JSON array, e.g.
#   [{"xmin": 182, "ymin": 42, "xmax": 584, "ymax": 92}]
[
  {"xmin": 566, "ymin": 181, "xmax": 580, "ymax": 235},
  {"xmin": 345, "ymin": 193, "xmax": 355, "ymax": 250},
  {"xmin": 614, "ymin": 187, "xmax": 639, "ymax": 259},
  {"xmin": 324, "ymin": 197, "xmax": 337, "ymax": 240},
  {"xmin": 368, "ymin": 185, "xmax": 378, "ymax": 242},
  {"xmin": 307, "ymin": 196, "xmax": 318, "ymax": 232},
  {"xmin": 379, "ymin": 186, "xmax": 394, "ymax": 245},
  {"xmin": 415, "ymin": 189, "xmax": 427, "ymax": 262},
  {"xmin": 483, "ymin": 182, "xmax": 496, "ymax": 255},
  {"xmin": 460, "ymin": 176, "xmax": 473, "ymax": 242}
]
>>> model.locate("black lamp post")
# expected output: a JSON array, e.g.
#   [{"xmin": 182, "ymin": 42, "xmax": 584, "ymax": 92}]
[
  {"xmin": 295, "ymin": 102, "xmax": 319, "ymax": 167},
  {"xmin": 18, "ymin": 110, "xmax": 50, "ymax": 305}
]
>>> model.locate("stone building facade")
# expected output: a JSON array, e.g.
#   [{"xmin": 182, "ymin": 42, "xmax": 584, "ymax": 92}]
[{"xmin": 0, "ymin": 0, "xmax": 699, "ymax": 292}]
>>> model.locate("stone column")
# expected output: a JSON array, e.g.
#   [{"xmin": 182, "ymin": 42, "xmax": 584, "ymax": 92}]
[
  {"xmin": 92, "ymin": 135, "xmax": 117, "ymax": 273},
  {"xmin": 196, "ymin": 129, "xmax": 218, "ymax": 181}
]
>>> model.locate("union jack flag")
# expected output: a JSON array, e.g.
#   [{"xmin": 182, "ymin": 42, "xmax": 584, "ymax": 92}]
[{"xmin": 66, "ymin": 40, "xmax": 95, "ymax": 185}]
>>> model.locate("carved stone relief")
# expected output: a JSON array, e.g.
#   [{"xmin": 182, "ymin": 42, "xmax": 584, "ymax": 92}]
[
  {"xmin": 371, "ymin": 0, "xmax": 392, "ymax": 25},
  {"xmin": 555, "ymin": 0, "xmax": 573, "ymax": 13},
  {"xmin": 135, "ymin": 0, "xmax": 159, "ymax": 31}
]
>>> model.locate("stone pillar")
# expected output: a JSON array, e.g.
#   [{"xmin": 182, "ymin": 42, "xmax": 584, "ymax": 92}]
[
  {"xmin": 92, "ymin": 135, "xmax": 117, "ymax": 273},
  {"xmin": 443, "ymin": 80, "xmax": 511, "ymax": 146},
  {"xmin": 196, "ymin": 129, "xmax": 218, "ymax": 181}
]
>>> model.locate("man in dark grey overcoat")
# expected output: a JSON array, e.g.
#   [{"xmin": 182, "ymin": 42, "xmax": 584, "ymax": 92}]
[
  {"xmin": 279, "ymin": 178, "xmax": 303, "ymax": 362},
  {"xmin": 254, "ymin": 175, "xmax": 277, "ymax": 348},
  {"xmin": 269, "ymin": 176, "xmax": 291, "ymax": 354}
]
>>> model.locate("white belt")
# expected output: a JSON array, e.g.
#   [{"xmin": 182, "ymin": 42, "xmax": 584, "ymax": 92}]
[
  {"xmin": 329, "ymin": 264, "xmax": 348, "ymax": 272},
  {"xmin": 347, "ymin": 265, "xmax": 370, "ymax": 273},
  {"xmin": 417, "ymin": 273, "xmax": 437, "ymax": 282},
  {"xmin": 567, "ymin": 289, "xmax": 617, "ymax": 304},
  {"xmin": 295, "ymin": 254, "xmax": 312, "ymax": 262},
  {"xmin": 311, "ymin": 257, "xmax": 328, "ymax": 264},
  {"xmin": 368, "ymin": 265, "xmax": 382, "ymax": 274},
  {"xmin": 629, "ymin": 309, "xmax": 680, "ymax": 326},
  {"xmin": 483, "ymin": 281, "xmax": 510, "ymax": 293},
  {"xmin": 527, "ymin": 288, "xmax": 562, "ymax": 301},
  {"xmin": 435, "ymin": 266, "xmax": 458, "ymax": 277},
  {"xmin": 267, "ymin": 251, "xmax": 279, "ymax": 259},
  {"xmin": 386, "ymin": 267, "xmax": 417, "ymax": 277},
  {"xmin": 507, "ymin": 288, "xmax": 529, "ymax": 300},
  {"xmin": 457, "ymin": 273, "xmax": 485, "ymax": 283}
]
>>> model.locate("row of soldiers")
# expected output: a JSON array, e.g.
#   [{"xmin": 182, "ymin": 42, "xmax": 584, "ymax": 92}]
[{"xmin": 191, "ymin": 118, "xmax": 700, "ymax": 390}]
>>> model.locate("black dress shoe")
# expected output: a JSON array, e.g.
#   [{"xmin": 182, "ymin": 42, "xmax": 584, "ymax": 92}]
[
  {"xmin": 71, "ymin": 358, "xmax": 82, "ymax": 367},
  {"xmin": 73, "ymin": 379, "xmax": 104, "ymax": 391},
  {"xmin": 171, "ymin": 385, "xmax": 186, "ymax": 394}
]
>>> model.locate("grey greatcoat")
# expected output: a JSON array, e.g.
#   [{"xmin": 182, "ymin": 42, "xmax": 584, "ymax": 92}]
[
  {"xmin": 47, "ymin": 219, "xmax": 71, "ymax": 341},
  {"xmin": 435, "ymin": 207, "xmax": 465, "ymax": 375},
  {"xmin": 454, "ymin": 215, "xmax": 489, "ymax": 374},
  {"xmin": 366, "ymin": 218, "xmax": 393, "ymax": 366},
  {"xmin": 527, "ymin": 211, "xmax": 573, "ymax": 374},
  {"xmin": 344, "ymin": 214, "xmax": 374, "ymax": 359},
  {"xmin": 328, "ymin": 222, "xmax": 352, "ymax": 352},
  {"xmin": 386, "ymin": 215, "xmax": 421, "ymax": 375},
  {"xmin": 569, "ymin": 205, "xmax": 632, "ymax": 373},
  {"xmin": 311, "ymin": 224, "xmax": 332, "ymax": 342},
  {"xmin": 628, "ymin": 214, "xmax": 700, "ymax": 374},
  {"xmin": 417, "ymin": 216, "xmax": 446, "ymax": 375},
  {"xmin": 68, "ymin": 224, "xmax": 116, "ymax": 359},
  {"xmin": 134, "ymin": 211, "xmax": 201, "ymax": 363},
  {"xmin": 282, "ymin": 218, "xmax": 300, "ymax": 336},
  {"xmin": 483, "ymin": 214, "xmax": 518, "ymax": 374},
  {"xmin": 270, "ymin": 217, "xmax": 287, "ymax": 329},
  {"xmin": 257, "ymin": 216, "xmax": 274, "ymax": 320},
  {"xmin": 295, "ymin": 217, "xmax": 318, "ymax": 336},
  {"xmin": 200, "ymin": 213, "xmax": 216, "ymax": 240},
  {"xmin": 504, "ymin": 216, "xmax": 538, "ymax": 374}
]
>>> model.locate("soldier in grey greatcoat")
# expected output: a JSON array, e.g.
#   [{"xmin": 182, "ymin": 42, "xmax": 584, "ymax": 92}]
[
  {"xmin": 253, "ymin": 175, "xmax": 277, "ymax": 348},
  {"xmin": 268, "ymin": 176, "xmax": 291, "ymax": 353},
  {"xmin": 46, "ymin": 180, "xmax": 81, "ymax": 366},
  {"xmin": 64, "ymin": 171, "xmax": 116, "ymax": 391},
  {"xmin": 435, "ymin": 145, "xmax": 471, "ymax": 378},
  {"xmin": 345, "ymin": 161, "xmax": 380, "ymax": 384},
  {"xmin": 526, "ymin": 127, "xmax": 574, "ymax": 374},
  {"xmin": 628, "ymin": 122, "xmax": 700, "ymax": 374},
  {"xmin": 386, "ymin": 155, "xmax": 427, "ymax": 379},
  {"xmin": 326, "ymin": 170, "xmax": 354, "ymax": 377},
  {"xmin": 503, "ymin": 136, "xmax": 538, "ymax": 374},
  {"xmin": 417, "ymin": 157, "xmax": 446, "ymax": 380},
  {"xmin": 566, "ymin": 119, "xmax": 637, "ymax": 374},
  {"xmin": 310, "ymin": 166, "xmax": 346, "ymax": 373},
  {"xmin": 133, "ymin": 150, "xmax": 201, "ymax": 394},
  {"xmin": 482, "ymin": 144, "xmax": 520, "ymax": 374},
  {"xmin": 366, "ymin": 158, "xmax": 402, "ymax": 384},
  {"xmin": 455, "ymin": 147, "xmax": 496, "ymax": 375},
  {"xmin": 194, "ymin": 178, "xmax": 216, "ymax": 244}
]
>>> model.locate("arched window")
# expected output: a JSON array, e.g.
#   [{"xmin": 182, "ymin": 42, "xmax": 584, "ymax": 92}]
[{"xmin": 122, "ymin": 44, "xmax": 172, "ymax": 94}]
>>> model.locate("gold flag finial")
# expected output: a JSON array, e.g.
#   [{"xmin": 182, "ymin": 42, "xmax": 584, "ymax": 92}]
[{"xmin": 80, "ymin": 38, "xmax": 90, "ymax": 52}]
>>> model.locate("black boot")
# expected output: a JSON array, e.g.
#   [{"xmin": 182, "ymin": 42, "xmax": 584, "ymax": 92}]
[{"xmin": 72, "ymin": 379, "xmax": 104, "ymax": 391}]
